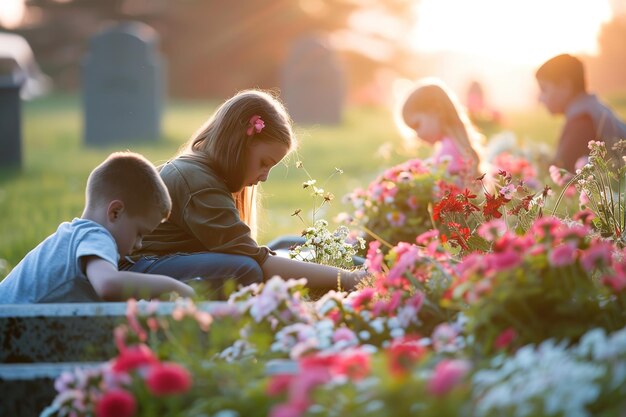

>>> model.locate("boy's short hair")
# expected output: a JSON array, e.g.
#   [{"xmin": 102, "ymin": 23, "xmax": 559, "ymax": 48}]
[
  {"xmin": 86, "ymin": 151, "xmax": 172, "ymax": 218},
  {"xmin": 535, "ymin": 54, "xmax": 586, "ymax": 94}
]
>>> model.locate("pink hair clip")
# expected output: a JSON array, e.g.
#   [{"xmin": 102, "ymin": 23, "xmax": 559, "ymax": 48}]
[{"xmin": 247, "ymin": 115, "xmax": 265, "ymax": 136}]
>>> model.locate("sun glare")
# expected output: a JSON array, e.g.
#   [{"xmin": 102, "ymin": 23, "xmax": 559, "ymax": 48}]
[
  {"xmin": 0, "ymin": 0, "xmax": 25, "ymax": 29},
  {"xmin": 411, "ymin": 0, "xmax": 613, "ymax": 64},
  {"xmin": 409, "ymin": 0, "xmax": 614, "ymax": 108}
]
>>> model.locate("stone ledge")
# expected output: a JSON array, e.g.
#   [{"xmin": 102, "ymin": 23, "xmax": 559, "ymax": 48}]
[{"xmin": 0, "ymin": 301, "xmax": 228, "ymax": 363}]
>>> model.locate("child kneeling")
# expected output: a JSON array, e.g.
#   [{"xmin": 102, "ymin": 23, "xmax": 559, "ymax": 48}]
[{"xmin": 0, "ymin": 151, "xmax": 195, "ymax": 303}]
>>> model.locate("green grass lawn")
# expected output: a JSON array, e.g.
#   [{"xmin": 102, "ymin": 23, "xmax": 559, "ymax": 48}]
[
  {"xmin": 1, "ymin": 92, "xmax": 624, "ymax": 278},
  {"xmin": 0, "ymin": 94, "xmax": 413, "ymax": 275}
]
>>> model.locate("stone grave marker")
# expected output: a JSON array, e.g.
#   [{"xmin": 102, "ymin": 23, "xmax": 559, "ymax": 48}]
[
  {"xmin": 0, "ymin": 57, "xmax": 24, "ymax": 169},
  {"xmin": 281, "ymin": 34, "xmax": 345, "ymax": 125},
  {"xmin": 82, "ymin": 21, "xmax": 165, "ymax": 145}
]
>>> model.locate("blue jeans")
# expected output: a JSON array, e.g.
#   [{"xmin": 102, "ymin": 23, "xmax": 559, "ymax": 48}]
[{"xmin": 121, "ymin": 252, "xmax": 263, "ymax": 299}]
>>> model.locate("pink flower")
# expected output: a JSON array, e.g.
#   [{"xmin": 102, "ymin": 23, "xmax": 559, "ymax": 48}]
[
  {"xmin": 125, "ymin": 299, "xmax": 147, "ymax": 342},
  {"xmin": 114, "ymin": 326, "xmax": 128, "ymax": 353},
  {"xmin": 146, "ymin": 317, "xmax": 159, "ymax": 332},
  {"xmin": 494, "ymin": 327, "xmax": 517, "ymax": 350},
  {"xmin": 194, "ymin": 311, "xmax": 213, "ymax": 332},
  {"xmin": 365, "ymin": 240, "xmax": 383, "ymax": 273},
  {"xmin": 406, "ymin": 291, "xmax": 425, "ymax": 310},
  {"xmin": 384, "ymin": 290, "xmax": 403, "ymax": 313},
  {"xmin": 112, "ymin": 344, "xmax": 158, "ymax": 373},
  {"xmin": 427, "ymin": 359, "xmax": 471, "ymax": 396},
  {"xmin": 580, "ymin": 241, "xmax": 614, "ymax": 272},
  {"xmin": 603, "ymin": 271, "xmax": 626, "ymax": 292},
  {"xmin": 548, "ymin": 244, "xmax": 577, "ymax": 267},
  {"xmin": 269, "ymin": 403, "xmax": 305, "ymax": 417},
  {"xmin": 431, "ymin": 323, "xmax": 459, "ymax": 352},
  {"xmin": 579, "ymin": 190, "xmax": 590, "ymax": 207},
  {"xmin": 603, "ymin": 255, "xmax": 626, "ymax": 292},
  {"xmin": 407, "ymin": 195, "xmax": 419, "ymax": 210},
  {"xmin": 289, "ymin": 363, "xmax": 332, "ymax": 408},
  {"xmin": 326, "ymin": 309, "xmax": 341, "ymax": 324},
  {"xmin": 573, "ymin": 209, "xmax": 595, "ymax": 226},
  {"xmin": 531, "ymin": 216, "xmax": 562, "ymax": 239},
  {"xmin": 549, "ymin": 165, "xmax": 573, "ymax": 187},
  {"xmin": 95, "ymin": 389, "xmax": 136, "ymax": 417},
  {"xmin": 555, "ymin": 223, "xmax": 589, "ymax": 244},
  {"xmin": 477, "ymin": 219, "xmax": 507, "ymax": 241},
  {"xmin": 563, "ymin": 185, "xmax": 577, "ymax": 197},
  {"xmin": 386, "ymin": 211, "xmax": 406, "ymax": 227},
  {"xmin": 267, "ymin": 374, "xmax": 294, "ymax": 396},
  {"xmin": 349, "ymin": 288, "xmax": 375, "ymax": 311},
  {"xmin": 332, "ymin": 327, "xmax": 358, "ymax": 344},
  {"xmin": 146, "ymin": 362, "xmax": 192, "ymax": 396},
  {"xmin": 499, "ymin": 183, "xmax": 515, "ymax": 199},
  {"xmin": 416, "ymin": 229, "xmax": 439, "ymax": 246},
  {"xmin": 247, "ymin": 115, "xmax": 265, "ymax": 136},
  {"xmin": 487, "ymin": 249, "xmax": 522, "ymax": 272}
]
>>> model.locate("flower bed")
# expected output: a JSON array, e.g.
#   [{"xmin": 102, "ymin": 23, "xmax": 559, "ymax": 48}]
[{"xmin": 44, "ymin": 141, "xmax": 626, "ymax": 417}]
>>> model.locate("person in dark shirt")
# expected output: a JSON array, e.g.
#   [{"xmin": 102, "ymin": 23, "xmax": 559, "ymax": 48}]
[{"xmin": 535, "ymin": 54, "xmax": 626, "ymax": 172}]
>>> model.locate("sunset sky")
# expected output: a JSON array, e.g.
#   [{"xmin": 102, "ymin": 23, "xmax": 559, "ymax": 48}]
[{"xmin": 408, "ymin": 0, "xmax": 616, "ymax": 109}]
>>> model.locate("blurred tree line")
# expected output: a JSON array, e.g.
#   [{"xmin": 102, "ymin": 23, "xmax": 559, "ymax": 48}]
[{"xmin": 5, "ymin": 0, "xmax": 419, "ymax": 101}]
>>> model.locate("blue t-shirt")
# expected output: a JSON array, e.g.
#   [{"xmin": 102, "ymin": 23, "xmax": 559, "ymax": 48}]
[{"xmin": 0, "ymin": 219, "xmax": 119, "ymax": 303}]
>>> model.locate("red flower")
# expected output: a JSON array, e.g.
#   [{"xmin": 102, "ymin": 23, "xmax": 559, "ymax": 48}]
[
  {"xmin": 387, "ymin": 337, "xmax": 426, "ymax": 376},
  {"xmin": 482, "ymin": 192, "xmax": 507, "ymax": 220},
  {"xmin": 508, "ymin": 194, "xmax": 533, "ymax": 216},
  {"xmin": 95, "ymin": 389, "xmax": 137, "ymax": 417},
  {"xmin": 266, "ymin": 374, "xmax": 294, "ymax": 396},
  {"xmin": 494, "ymin": 327, "xmax": 517, "ymax": 350},
  {"xmin": 333, "ymin": 350, "xmax": 370, "ymax": 380},
  {"xmin": 112, "ymin": 344, "xmax": 159, "ymax": 373},
  {"xmin": 444, "ymin": 222, "xmax": 471, "ymax": 249},
  {"xmin": 146, "ymin": 362, "xmax": 192, "ymax": 396},
  {"xmin": 433, "ymin": 182, "xmax": 465, "ymax": 221}
]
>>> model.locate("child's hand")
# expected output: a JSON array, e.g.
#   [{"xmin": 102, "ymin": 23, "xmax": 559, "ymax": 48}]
[
  {"xmin": 174, "ymin": 281, "xmax": 197, "ymax": 298},
  {"xmin": 343, "ymin": 269, "xmax": 368, "ymax": 291}
]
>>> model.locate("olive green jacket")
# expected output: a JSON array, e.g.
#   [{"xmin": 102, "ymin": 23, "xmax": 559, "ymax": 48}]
[{"xmin": 137, "ymin": 154, "xmax": 271, "ymax": 265}]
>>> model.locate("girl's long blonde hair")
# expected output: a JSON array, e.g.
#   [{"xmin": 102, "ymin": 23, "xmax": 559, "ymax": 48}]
[
  {"xmin": 400, "ymin": 78, "xmax": 483, "ymax": 173},
  {"xmin": 179, "ymin": 89, "xmax": 296, "ymax": 238}
]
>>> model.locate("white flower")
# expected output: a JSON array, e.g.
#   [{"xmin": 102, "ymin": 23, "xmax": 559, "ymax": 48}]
[
  {"xmin": 369, "ymin": 318, "xmax": 385, "ymax": 334},
  {"xmin": 390, "ymin": 327, "xmax": 405, "ymax": 339},
  {"xmin": 249, "ymin": 291, "xmax": 279, "ymax": 323},
  {"xmin": 473, "ymin": 338, "xmax": 606, "ymax": 417}
]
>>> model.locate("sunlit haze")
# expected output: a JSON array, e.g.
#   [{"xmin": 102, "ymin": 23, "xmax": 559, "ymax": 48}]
[
  {"xmin": 409, "ymin": 0, "xmax": 614, "ymax": 109},
  {"xmin": 0, "ymin": 0, "xmax": 25, "ymax": 28}
]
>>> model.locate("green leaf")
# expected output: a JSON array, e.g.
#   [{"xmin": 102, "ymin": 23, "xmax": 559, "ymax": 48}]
[{"xmin": 467, "ymin": 235, "xmax": 492, "ymax": 252}]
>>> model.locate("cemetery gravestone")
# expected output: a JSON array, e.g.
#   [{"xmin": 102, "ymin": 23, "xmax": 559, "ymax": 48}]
[
  {"xmin": 281, "ymin": 34, "xmax": 345, "ymax": 125},
  {"xmin": 0, "ymin": 57, "xmax": 24, "ymax": 169},
  {"xmin": 82, "ymin": 21, "xmax": 165, "ymax": 146}
]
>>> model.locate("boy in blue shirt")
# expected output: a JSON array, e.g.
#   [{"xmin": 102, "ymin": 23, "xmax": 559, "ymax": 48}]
[{"xmin": 0, "ymin": 151, "xmax": 195, "ymax": 303}]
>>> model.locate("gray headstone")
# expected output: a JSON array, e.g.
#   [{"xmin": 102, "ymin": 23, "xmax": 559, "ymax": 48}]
[
  {"xmin": 0, "ymin": 57, "xmax": 24, "ymax": 169},
  {"xmin": 82, "ymin": 21, "xmax": 165, "ymax": 145},
  {"xmin": 281, "ymin": 34, "xmax": 345, "ymax": 125}
]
